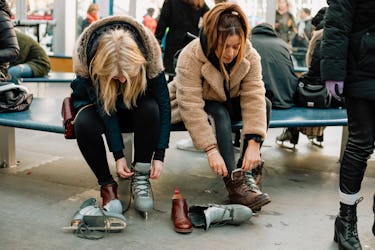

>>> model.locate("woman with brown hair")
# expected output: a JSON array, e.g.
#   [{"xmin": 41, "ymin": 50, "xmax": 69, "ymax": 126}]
[
  {"xmin": 169, "ymin": 2, "xmax": 271, "ymax": 212},
  {"xmin": 155, "ymin": 0, "xmax": 209, "ymax": 82}
]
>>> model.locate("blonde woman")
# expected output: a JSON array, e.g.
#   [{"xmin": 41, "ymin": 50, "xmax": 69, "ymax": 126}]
[
  {"xmin": 170, "ymin": 2, "xmax": 271, "ymax": 211},
  {"xmin": 71, "ymin": 16, "xmax": 171, "ymax": 216}
]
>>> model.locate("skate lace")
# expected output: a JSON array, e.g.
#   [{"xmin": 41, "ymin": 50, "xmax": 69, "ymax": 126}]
[
  {"xmin": 345, "ymin": 197, "xmax": 363, "ymax": 238},
  {"xmin": 208, "ymin": 206, "xmax": 232, "ymax": 228},
  {"xmin": 243, "ymin": 171, "xmax": 260, "ymax": 191},
  {"xmin": 131, "ymin": 172, "xmax": 151, "ymax": 197}
]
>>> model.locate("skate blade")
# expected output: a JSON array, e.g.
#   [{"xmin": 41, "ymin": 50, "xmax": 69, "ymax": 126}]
[
  {"xmin": 310, "ymin": 140, "xmax": 323, "ymax": 148},
  {"xmin": 137, "ymin": 210, "xmax": 148, "ymax": 220},
  {"xmin": 62, "ymin": 218, "xmax": 127, "ymax": 232},
  {"xmin": 275, "ymin": 140, "xmax": 296, "ymax": 150}
]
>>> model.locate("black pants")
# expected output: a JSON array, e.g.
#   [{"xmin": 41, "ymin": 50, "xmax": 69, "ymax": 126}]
[
  {"xmin": 204, "ymin": 97, "xmax": 271, "ymax": 174},
  {"xmin": 74, "ymin": 95, "xmax": 160, "ymax": 185},
  {"xmin": 340, "ymin": 97, "xmax": 375, "ymax": 194}
]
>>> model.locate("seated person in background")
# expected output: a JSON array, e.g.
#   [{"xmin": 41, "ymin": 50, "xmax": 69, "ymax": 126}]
[
  {"xmin": 251, "ymin": 22, "xmax": 298, "ymax": 109},
  {"xmin": 0, "ymin": 0, "xmax": 19, "ymax": 82},
  {"xmin": 9, "ymin": 30, "xmax": 50, "ymax": 84},
  {"xmin": 169, "ymin": 3, "xmax": 271, "ymax": 212},
  {"xmin": 276, "ymin": 7, "xmax": 343, "ymax": 147}
]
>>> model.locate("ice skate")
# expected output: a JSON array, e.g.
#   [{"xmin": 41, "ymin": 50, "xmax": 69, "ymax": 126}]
[
  {"xmin": 132, "ymin": 163, "xmax": 153, "ymax": 219},
  {"xmin": 63, "ymin": 199, "xmax": 127, "ymax": 235}
]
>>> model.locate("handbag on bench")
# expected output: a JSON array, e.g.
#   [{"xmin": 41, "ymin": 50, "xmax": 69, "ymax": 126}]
[
  {"xmin": 61, "ymin": 97, "xmax": 94, "ymax": 139},
  {"xmin": 61, "ymin": 97, "xmax": 75, "ymax": 139}
]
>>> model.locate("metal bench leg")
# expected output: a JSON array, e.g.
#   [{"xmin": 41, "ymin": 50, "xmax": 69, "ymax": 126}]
[
  {"xmin": 122, "ymin": 133, "xmax": 133, "ymax": 166},
  {"xmin": 0, "ymin": 126, "xmax": 16, "ymax": 168},
  {"xmin": 339, "ymin": 126, "xmax": 348, "ymax": 163}
]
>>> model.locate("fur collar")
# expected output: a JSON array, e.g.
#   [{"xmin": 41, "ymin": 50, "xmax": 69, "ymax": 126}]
[{"xmin": 73, "ymin": 15, "xmax": 163, "ymax": 79}]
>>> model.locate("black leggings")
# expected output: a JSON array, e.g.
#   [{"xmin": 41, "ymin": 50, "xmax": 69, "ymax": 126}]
[
  {"xmin": 340, "ymin": 97, "xmax": 375, "ymax": 194},
  {"xmin": 74, "ymin": 95, "xmax": 160, "ymax": 185},
  {"xmin": 204, "ymin": 97, "xmax": 271, "ymax": 174}
]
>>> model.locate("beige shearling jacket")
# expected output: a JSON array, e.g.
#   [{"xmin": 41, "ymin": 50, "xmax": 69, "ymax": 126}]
[{"xmin": 169, "ymin": 38, "xmax": 267, "ymax": 150}]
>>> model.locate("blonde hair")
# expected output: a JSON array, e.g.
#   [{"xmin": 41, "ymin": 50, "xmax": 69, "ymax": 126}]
[
  {"xmin": 89, "ymin": 29, "xmax": 147, "ymax": 114},
  {"xmin": 203, "ymin": 2, "xmax": 249, "ymax": 81}
]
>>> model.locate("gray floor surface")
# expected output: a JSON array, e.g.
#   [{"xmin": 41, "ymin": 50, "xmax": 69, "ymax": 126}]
[{"xmin": 0, "ymin": 82, "xmax": 374, "ymax": 250}]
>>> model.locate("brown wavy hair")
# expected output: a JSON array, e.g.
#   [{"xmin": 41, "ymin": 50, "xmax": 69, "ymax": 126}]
[{"xmin": 203, "ymin": 2, "xmax": 249, "ymax": 80}]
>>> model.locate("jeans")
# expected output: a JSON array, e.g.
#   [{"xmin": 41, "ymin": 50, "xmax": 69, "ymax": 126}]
[
  {"xmin": 340, "ymin": 97, "xmax": 375, "ymax": 194},
  {"xmin": 204, "ymin": 97, "xmax": 271, "ymax": 174},
  {"xmin": 8, "ymin": 64, "xmax": 33, "ymax": 84}
]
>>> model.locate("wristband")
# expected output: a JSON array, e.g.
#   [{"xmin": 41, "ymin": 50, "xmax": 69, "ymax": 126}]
[{"xmin": 207, "ymin": 149, "xmax": 219, "ymax": 157}]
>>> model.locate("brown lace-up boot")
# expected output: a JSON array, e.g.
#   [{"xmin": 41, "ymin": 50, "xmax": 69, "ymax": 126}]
[
  {"xmin": 100, "ymin": 182, "xmax": 118, "ymax": 207},
  {"xmin": 223, "ymin": 169, "xmax": 271, "ymax": 211}
]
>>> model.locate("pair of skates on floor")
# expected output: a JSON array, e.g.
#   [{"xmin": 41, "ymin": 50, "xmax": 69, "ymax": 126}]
[
  {"xmin": 63, "ymin": 163, "xmax": 154, "ymax": 237},
  {"xmin": 276, "ymin": 127, "xmax": 324, "ymax": 149}
]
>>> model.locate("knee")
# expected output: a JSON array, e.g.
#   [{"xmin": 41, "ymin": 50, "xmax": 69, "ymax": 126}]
[
  {"xmin": 74, "ymin": 116, "xmax": 101, "ymax": 137},
  {"xmin": 346, "ymin": 138, "xmax": 375, "ymax": 160},
  {"xmin": 137, "ymin": 97, "xmax": 159, "ymax": 121},
  {"xmin": 211, "ymin": 108, "xmax": 231, "ymax": 131}
]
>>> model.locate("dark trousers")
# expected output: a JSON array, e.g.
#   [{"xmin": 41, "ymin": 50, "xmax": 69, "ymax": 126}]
[
  {"xmin": 340, "ymin": 97, "xmax": 375, "ymax": 194},
  {"xmin": 204, "ymin": 97, "xmax": 271, "ymax": 174},
  {"xmin": 74, "ymin": 95, "xmax": 160, "ymax": 185}
]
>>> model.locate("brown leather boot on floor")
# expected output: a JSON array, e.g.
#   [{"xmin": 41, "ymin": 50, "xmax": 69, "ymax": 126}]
[
  {"xmin": 101, "ymin": 182, "xmax": 118, "ymax": 207},
  {"xmin": 171, "ymin": 189, "xmax": 192, "ymax": 234},
  {"xmin": 224, "ymin": 169, "xmax": 271, "ymax": 211}
]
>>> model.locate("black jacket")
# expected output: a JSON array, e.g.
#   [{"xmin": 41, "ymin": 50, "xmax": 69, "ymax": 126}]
[
  {"xmin": 71, "ymin": 16, "xmax": 171, "ymax": 160},
  {"xmin": 251, "ymin": 24, "xmax": 298, "ymax": 109},
  {"xmin": 321, "ymin": 0, "xmax": 375, "ymax": 100},
  {"xmin": 0, "ymin": 6, "xmax": 19, "ymax": 79},
  {"xmin": 155, "ymin": 0, "xmax": 209, "ymax": 74}
]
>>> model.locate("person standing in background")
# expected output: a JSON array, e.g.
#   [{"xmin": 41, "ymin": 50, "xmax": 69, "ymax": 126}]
[
  {"xmin": 143, "ymin": 8, "xmax": 157, "ymax": 34},
  {"xmin": 0, "ymin": 0, "xmax": 19, "ymax": 82},
  {"xmin": 291, "ymin": 7, "xmax": 312, "ymax": 67},
  {"xmin": 9, "ymin": 30, "xmax": 51, "ymax": 84},
  {"xmin": 80, "ymin": 3, "xmax": 99, "ymax": 34},
  {"xmin": 321, "ymin": 0, "xmax": 375, "ymax": 249},
  {"xmin": 275, "ymin": 0, "xmax": 297, "ymax": 45},
  {"xmin": 155, "ymin": 0, "xmax": 209, "ymax": 82},
  {"xmin": 292, "ymin": 8, "xmax": 312, "ymax": 48}
]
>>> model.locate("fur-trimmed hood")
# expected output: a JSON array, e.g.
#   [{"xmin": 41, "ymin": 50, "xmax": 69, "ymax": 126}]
[{"xmin": 73, "ymin": 15, "xmax": 163, "ymax": 79}]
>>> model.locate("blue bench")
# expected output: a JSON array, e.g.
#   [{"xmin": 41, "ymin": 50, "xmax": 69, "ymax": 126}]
[
  {"xmin": 19, "ymin": 72, "xmax": 75, "ymax": 83},
  {"xmin": 0, "ymin": 98, "xmax": 348, "ymax": 168}
]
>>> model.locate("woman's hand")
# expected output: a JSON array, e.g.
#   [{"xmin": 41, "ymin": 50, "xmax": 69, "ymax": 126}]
[
  {"xmin": 241, "ymin": 140, "xmax": 262, "ymax": 171},
  {"xmin": 207, "ymin": 149, "xmax": 228, "ymax": 177},
  {"xmin": 116, "ymin": 157, "xmax": 134, "ymax": 179},
  {"xmin": 150, "ymin": 160, "xmax": 163, "ymax": 179}
]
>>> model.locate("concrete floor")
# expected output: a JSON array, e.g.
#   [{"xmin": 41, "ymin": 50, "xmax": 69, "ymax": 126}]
[{"xmin": 0, "ymin": 83, "xmax": 374, "ymax": 250}]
